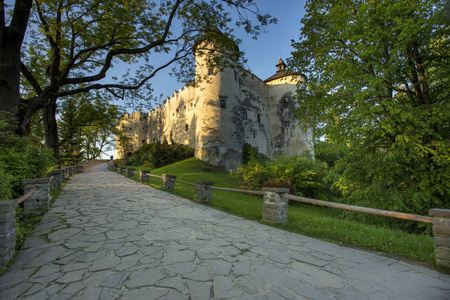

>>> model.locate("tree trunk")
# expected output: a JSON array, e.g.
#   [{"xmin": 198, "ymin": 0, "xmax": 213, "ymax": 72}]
[
  {"xmin": 0, "ymin": 0, "xmax": 33, "ymax": 140},
  {"xmin": 43, "ymin": 96, "xmax": 60, "ymax": 161}
]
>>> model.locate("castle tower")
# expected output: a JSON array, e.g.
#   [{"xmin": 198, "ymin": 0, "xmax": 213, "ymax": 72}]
[{"xmin": 192, "ymin": 29, "xmax": 245, "ymax": 170}]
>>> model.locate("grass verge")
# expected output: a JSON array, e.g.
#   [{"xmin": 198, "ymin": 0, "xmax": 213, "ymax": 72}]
[{"xmin": 117, "ymin": 157, "xmax": 436, "ymax": 268}]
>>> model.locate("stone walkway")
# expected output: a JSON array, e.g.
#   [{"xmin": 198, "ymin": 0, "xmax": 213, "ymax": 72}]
[{"xmin": 1, "ymin": 163, "xmax": 449, "ymax": 300}]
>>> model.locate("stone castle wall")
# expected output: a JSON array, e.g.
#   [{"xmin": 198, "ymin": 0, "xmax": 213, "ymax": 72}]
[{"xmin": 116, "ymin": 53, "xmax": 313, "ymax": 170}]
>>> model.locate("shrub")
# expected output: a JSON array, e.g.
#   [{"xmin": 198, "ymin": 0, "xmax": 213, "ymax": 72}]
[
  {"xmin": 129, "ymin": 139, "xmax": 194, "ymax": 168},
  {"xmin": 0, "ymin": 123, "xmax": 55, "ymax": 200},
  {"xmin": 237, "ymin": 154, "xmax": 328, "ymax": 199}
]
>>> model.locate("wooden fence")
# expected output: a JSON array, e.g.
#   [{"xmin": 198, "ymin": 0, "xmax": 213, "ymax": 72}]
[{"xmin": 110, "ymin": 164, "xmax": 450, "ymax": 269}]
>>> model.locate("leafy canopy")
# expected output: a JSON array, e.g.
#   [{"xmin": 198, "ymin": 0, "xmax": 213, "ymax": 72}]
[{"xmin": 289, "ymin": 0, "xmax": 450, "ymax": 215}]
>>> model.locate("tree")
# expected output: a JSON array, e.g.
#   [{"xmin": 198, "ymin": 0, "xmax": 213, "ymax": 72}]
[
  {"xmin": 289, "ymin": 0, "xmax": 450, "ymax": 215},
  {"xmin": 1, "ymin": 0, "xmax": 276, "ymax": 159},
  {"xmin": 58, "ymin": 95, "xmax": 122, "ymax": 164},
  {"xmin": 0, "ymin": 0, "xmax": 32, "ymax": 138}
]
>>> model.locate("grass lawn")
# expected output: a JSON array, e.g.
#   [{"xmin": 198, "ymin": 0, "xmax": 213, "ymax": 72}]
[{"xmin": 117, "ymin": 157, "xmax": 436, "ymax": 267}]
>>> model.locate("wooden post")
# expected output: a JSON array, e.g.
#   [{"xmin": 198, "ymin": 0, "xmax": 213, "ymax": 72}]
[
  {"xmin": 194, "ymin": 181, "xmax": 214, "ymax": 202},
  {"xmin": 162, "ymin": 174, "xmax": 177, "ymax": 190},
  {"xmin": 262, "ymin": 187, "xmax": 290, "ymax": 224},
  {"xmin": 430, "ymin": 209, "xmax": 450, "ymax": 268}
]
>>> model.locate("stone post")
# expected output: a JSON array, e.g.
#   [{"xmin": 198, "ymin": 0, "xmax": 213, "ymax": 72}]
[
  {"xmin": 262, "ymin": 187, "xmax": 290, "ymax": 224},
  {"xmin": 22, "ymin": 178, "xmax": 51, "ymax": 212},
  {"xmin": 77, "ymin": 165, "xmax": 84, "ymax": 173},
  {"xmin": 162, "ymin": 174, "xmax": 177, "ymax": 190},
  {"xmin": 119, "ymin": 167, "xmax": 126, "ymax": 174},
  {"xmin": 194, "ymin": 181, "xmax": 214, "ymax": 202},
  {"xmin": 68, "ymin": 166, "xmax": 73, "ymax": 176},
  {"xmin": 114, "ymin": 165, "xmax": 119, "ymax": 171},
  {"xmin": 50, "ymin": 169, "xmax": 65, "ymax": 191},
  {"xmin": 72, "ymin": 165, "xmax": 77, "ymax": 174},
  {"xmin": 64, "ymin": 167, "xmax": 70, "ymax": 179},
  {"xmin": 0, "ymin": 200, "xmax": 18, "ymax": 268},
  {"xmin": 139, "ymin": 170, "xmax": 149, "ymax": 182},
  {"xmin": 430, "ymin": 209, "xmax": 450, "ymax": 268},
  {"xmin": 126, "ymin": 168, "xmax": 135, "ymax": 177}
]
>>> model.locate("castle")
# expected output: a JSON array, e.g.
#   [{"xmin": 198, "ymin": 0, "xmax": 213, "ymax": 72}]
[{"xmin": 115, "ymin": 36, "xmax": 313, "ymax": 170}]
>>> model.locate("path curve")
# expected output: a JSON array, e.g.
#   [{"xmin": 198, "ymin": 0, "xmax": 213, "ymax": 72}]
[{"xmin": 1, "ymin": 163, "xmax": 449, "ymax": 299}]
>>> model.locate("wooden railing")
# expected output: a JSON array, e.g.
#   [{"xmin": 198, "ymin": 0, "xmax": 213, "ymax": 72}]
[
  {"xmin": 111, "ymin": 164, "xmax": 450, "ymax": 269},
  {"xmin": 281, "ymin": 193, "xmax": 433, "ymax": 224}
]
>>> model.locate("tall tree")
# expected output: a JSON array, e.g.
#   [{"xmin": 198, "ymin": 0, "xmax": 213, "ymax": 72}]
[
  {"xmin": 0, "ymin": 0, "xmax": 32, "ymax": 137},
  {"xmin": 58, "ymin": 95, "xmax": 121, "ymax": 164},
  {"xmin": 290, "ymin": 0, "xmax": 449, "ymax": 215},
  {"xmin": 2, "ymin": 0, "xmax": 275, "ymax": 157}
]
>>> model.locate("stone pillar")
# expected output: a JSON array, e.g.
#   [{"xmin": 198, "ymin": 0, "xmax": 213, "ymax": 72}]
[
  {"xmin": 64, "ymin": 167, "xmax": 70, "ymax": 179},
  {"xmin": 126, "ymin": 168, "xmax": 135, "ymax": 177},
  {"xmin": 0, "ymin": 200, "xmax": 18, "ymax": 268},
  {"xmin": 77, "ymin": 165, "xmax": 84, "ymax": 173},
  {"xmin": 262, "ymin": 187, "xmax": 290, "ymax": 224},
  {"xmin": 72, "ymin": 166, "xmax": 77, "ymax": 174},
  {"xmin": 50, "ymin": 169, "xmax": 65, "ymax": 191},
  {"xmin": 114, "ymin": 165, "xmax": 119, "ymax": 171},
  {"xmin": 430, "ymin": 209, "xmax": 450, "ymax": 268},
  {"xmin": 139, "ymin": 170, "xmax": 149, "ymax": 182},
  {"xmin": 194, "ymin": 181, "xmax": 214, "ymax": 202},
  {"xmin": 22, "ymin": 178, "xmax": 51, "ymax": 212},
  {"xmin": 162, "ymin": 175, "xmax": 177, "ymax": 190},
  {"xmin": 119, "ymin": 167, "xmax": 126, "ymax": 174},
  {"xmin": 68, "ymin": 166, "xmax": 73, "ymax": 176}
]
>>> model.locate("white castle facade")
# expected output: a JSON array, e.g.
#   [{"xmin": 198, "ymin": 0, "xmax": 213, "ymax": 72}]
[{"xmin": 115, "ymin": 44, "xmax": 313, "ymax": 170}]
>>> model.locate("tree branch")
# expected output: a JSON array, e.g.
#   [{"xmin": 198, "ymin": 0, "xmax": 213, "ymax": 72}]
[{"xmin": 20, "ymin": 62, "xmax": 43, "ymax": 94}]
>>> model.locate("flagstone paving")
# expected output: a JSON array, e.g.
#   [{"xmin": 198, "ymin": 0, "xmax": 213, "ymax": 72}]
[{"xmin": 1, "ymin": 163, "xmax": 449, "ymax": 299}]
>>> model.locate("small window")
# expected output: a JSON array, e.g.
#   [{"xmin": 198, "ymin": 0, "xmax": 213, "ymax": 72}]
[
  {"xmin": 185, "ymin": 124, "xmax": 189, "ymax": 132},
  {"xmin": 283, "ymin": 97, "xmax": 289, "ymax": 109},
  {"xmin": 189, "ymin": 102, "xmax": 194, "ymax": 110},
  {"xmin": 142, "ymin": 139, "xmax": 146, "ymax": 144},
  {"xmin": 220, "ymin": 99, "xmax": 226, "ymax": 108},
  {"xmin": 257, "ymin": 114, "xmax": 261, "ymax": 123},
  {"xmin": 253, "ymin": 132, "xmax": 256, "ymax": 139},
  {"xmin": 284, "ymin": 121, "xmax": 290, "ymax": 128},
  {"xmin": 208, "ymin": 68, "xmax": 214, "ymax": 75},
  {"xmin": 234, "ymin": 70, "xmax": 238, "ymax": 81},
  {"xmin": 241, "ymin": 109, "xmax": 247, "ymax": 120}
]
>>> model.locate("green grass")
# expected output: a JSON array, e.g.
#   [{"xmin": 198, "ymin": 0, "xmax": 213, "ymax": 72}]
[{"xmin": 119, "ymin": 157, "xmax": 436, "ymax": 267}]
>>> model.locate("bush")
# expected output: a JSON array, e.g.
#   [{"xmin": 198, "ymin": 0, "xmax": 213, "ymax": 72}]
[
  {"xmin": 0, "ymin": 129, "xmax": 55, "ymax": 200},
  {"xmin": 237, "ymin": 154, "xmax": 328, "ymax": 199},
  {"xmin": 129, "ymin": 139, "xmax": 194, "ymax": 168},
  {"xmin": 243, "ymin": 143, "xmax": 268, "ymax": 165}
]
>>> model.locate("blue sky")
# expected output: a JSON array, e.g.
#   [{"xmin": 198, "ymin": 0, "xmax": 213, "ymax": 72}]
[{"xmin": 135, "ymin": 0, "xmax": 307, "ymax": 109}]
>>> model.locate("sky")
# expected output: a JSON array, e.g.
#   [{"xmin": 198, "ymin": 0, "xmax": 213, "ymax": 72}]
[
  {"xmin": 128, "ymin": 0, "xmax": 308, "ymax": 111},
  {"xmin": 102, "ymin": 0, "xmax": 308, "ymax": 158}
]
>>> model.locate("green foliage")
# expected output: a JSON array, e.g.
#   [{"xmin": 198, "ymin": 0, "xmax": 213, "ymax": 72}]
[
  {"xmin": 0, "ymin": 119, "xmax": 55, "ymax": 200},
  {"xmin": 289, "ymin": 0, "xmax": 450, "ymax": 217},
  {"xmin": 242, "ymin": 143, "xmax": 268, "ymax": 165},
  {"xmin": 237, "ymin": 155, "xmax": 328, "ymax": 199},
  {"xmin": 130, "ymin": 139, "xmax": 194, "ymax": 168},
  {"xmin": 58, "ymin": 95, "xmax": 122, "ymax": 165}
]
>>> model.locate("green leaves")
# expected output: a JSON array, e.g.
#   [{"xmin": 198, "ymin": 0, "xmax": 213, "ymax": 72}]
[{"xmin": 290, "ymin": 0, "xmax": 450, "ymax": 217}]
